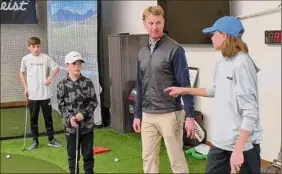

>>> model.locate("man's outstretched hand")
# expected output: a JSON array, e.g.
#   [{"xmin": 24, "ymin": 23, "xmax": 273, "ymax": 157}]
[{"xmin": 164, "ymin": 87, "xmax": 185, "ymax": 97}]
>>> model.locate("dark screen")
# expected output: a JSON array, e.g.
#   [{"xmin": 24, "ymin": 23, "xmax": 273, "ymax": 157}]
[{"xmin": 158, "ymin": 0, "xmax": 230, "ymax": 44}]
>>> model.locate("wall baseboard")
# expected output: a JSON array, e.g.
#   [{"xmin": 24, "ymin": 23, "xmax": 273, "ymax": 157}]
[
  {"xmin": 0, "ymin": 101, "xmax": 26, "ymax": 109},
  {"xmin": 206, "ymin": 141, "xmax": 271, "ymax": 166}
]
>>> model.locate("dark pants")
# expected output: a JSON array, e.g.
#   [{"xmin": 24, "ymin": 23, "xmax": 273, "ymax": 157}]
[
  {"xmin": 29, "ymin": 99, "xmax": 54, "ymax": 142},
  {"xmin": 66, "ymin": 131, "xmax": 94, "ymax": 174},
  {"xmin": 206, "ymin": 144, "xmax": 261, "ymax": 174}
]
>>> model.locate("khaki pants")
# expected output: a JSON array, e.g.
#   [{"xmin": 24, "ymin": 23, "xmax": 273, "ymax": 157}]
[{"xmin": 141, "ymin": 110, "xmax": 188, "ymax": 173}]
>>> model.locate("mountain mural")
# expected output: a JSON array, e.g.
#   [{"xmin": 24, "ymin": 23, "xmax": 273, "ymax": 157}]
[{"xmin": 51, "ymin": 9, "xmax": 97, "ymax": 22}]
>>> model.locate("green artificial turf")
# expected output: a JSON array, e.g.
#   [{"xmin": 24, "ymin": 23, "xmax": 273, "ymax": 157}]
[
  {"xmin": 1, "ymin": 108, "xmax": 64, "ymax": 139},
  {"xmin": 1, "ymin": 129, "xmax": 207, "ymax": 173},
  {"xmin": 1, "ymin": 153, "xmax": 66, "ymax": 173}
]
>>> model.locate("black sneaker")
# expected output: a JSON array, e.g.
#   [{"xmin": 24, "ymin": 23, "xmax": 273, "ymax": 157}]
[
  {"xmin": 47, "ymin": 138, "xmax": 63, "ymax": 148},
  {"xmin": 28, "ymin": 140, "xmax": 39, "ymax": 151}
]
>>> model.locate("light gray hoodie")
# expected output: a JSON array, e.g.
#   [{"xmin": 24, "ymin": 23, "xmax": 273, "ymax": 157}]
[{"xmin": 206, "ymin": 52, "xmax": 263, "ymax": 151}]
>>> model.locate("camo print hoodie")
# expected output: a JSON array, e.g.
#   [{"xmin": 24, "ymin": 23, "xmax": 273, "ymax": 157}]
[{"xmin": 57, "ymin": 75, "xmax": 98, "ymax": 134}]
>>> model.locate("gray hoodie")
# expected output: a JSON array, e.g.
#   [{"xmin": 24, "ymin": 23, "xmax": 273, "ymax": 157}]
[{"xmin": 206, "ymin": 52, "xmax": 263, "ymax": 151}]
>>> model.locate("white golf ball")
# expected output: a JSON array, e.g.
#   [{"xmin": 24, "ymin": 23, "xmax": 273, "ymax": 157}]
[
  {"xmin": 6, "ymin": 154, "xmax": 11, "ymax": 159},
  {"xmin": 114, "ymin": 158, "xmax": 119, "ymax": 162}
]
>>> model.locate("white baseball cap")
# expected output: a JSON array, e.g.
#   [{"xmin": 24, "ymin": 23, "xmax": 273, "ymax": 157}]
[{"xmin": 65, "ymin": 51, "xmax": 85, "ymax": 64}]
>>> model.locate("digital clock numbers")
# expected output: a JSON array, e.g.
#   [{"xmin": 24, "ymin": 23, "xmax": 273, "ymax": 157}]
[{"xmin": 265, "ymin": 30, "xmax": 281, "ymax": 44}]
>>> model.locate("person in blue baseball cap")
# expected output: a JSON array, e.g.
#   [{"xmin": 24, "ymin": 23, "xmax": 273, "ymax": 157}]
[
  {"xmin": 202, "ymin": 16, "xmax": 244, "ymax": 37},
  {"xmin": 164, "ymin": 16, "xmax": 263, "ymax": 174}
]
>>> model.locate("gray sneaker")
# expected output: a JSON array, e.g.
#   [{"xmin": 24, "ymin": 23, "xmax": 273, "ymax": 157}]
[
  {"xmin": 47, "ymin": 138, "xmax": 63, "ymax": 148},
  {"xmin": 28, "ymin": 140, "xmax": 39, "ymax": 151}
]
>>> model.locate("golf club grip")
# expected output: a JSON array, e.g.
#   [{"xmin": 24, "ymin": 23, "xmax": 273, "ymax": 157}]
[
  {"xmin": 26, "ymin": 98, "xmax": 29, "ymax": 107},
  {"xmin": 25, "ymin": 92, "xmax": 29, "ymax": 105}
]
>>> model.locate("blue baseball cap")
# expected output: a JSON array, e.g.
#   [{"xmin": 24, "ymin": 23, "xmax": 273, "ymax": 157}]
[{"xmin": 202, "ymin": 16, "xmax": 244, "ymax": 37}]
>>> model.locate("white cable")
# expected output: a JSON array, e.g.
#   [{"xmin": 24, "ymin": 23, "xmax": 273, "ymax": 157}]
[{"xmin": 238, "ymin": 3, "xmax": 281, "ymax": 20}]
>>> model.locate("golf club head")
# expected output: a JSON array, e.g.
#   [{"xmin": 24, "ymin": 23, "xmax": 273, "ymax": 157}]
[{"xmin": 20, "ymin": 147, "xmax": 26, "ymax": 152}]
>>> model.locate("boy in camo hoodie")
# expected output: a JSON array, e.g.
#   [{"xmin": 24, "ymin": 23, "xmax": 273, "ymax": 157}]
[{"xmin": 57, "ymin": 51, "xmax": 98, "ymax": 174}]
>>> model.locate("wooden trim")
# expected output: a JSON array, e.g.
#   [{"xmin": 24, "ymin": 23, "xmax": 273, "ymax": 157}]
[
  {"xmin": 261, "ymin": 159, "xmax": 272, "ymax": 166},
  {"xmin": 205, "ymin": 141, "xmax": 271, "ymax": 165},
  {"xmin": 0, "ymin": 101, "xmax": 26, "ymax": 109}
]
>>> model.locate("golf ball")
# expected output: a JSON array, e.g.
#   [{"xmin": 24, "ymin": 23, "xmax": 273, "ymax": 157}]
[
  {"xmin": 114, "ymin": 158, "xmax": 119, "ymax": 162},
  {"xmin": 6, "ymin": 154, "xmax": 11, "ymax": 159}
]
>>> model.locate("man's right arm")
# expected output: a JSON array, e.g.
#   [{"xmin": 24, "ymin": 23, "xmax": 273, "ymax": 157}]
[{"xmin": 134, "ymin": 60, "xmax": 143, "ymax": 119}]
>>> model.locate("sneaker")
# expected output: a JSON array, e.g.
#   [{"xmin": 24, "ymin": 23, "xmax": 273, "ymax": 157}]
[
  {"xmin": 28, "ymin": 140, "xmax": 39, "ymax": 151},
  {"xmin": 47, "ymin": 138, "xmax": 63, "ymax": 148},
  {"xmin": 94, "ymin": 124, "xmax": 103, "ymax": 129}
]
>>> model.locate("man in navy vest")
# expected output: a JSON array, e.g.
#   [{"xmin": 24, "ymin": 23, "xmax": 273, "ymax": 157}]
[{"xmin": 133, "ymin": 5, "xmax": 196, "ymax": 173}]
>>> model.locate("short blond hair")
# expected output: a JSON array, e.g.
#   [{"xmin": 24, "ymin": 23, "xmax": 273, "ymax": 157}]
[
  {"xmin": 142, "ymin": 6, "xmax": 164, "ymax": 21},
  {"xmin": 221, "ymin": 35, "xmax": 248, "ymax": 58}
]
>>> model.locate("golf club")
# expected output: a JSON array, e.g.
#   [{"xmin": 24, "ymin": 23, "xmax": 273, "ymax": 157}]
[
  {"xmin": 75, "ymin": 124, "xmax": 79, "ymax": 174},
  {"xmin": 21, "ymin": 98, "xmax": 29, "ymax": 152}
]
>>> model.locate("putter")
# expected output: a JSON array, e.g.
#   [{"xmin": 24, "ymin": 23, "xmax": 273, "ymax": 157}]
[
  {"xmin": 75, "ymin": 124, "xmax": 79, "ymax": 174},
  {"xmin": 21, "ymin": 99, "xmax": 29, "ymax": 152}
]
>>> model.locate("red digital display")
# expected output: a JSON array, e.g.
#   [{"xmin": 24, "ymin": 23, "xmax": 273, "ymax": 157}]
[{"xmin": 265, "ymin": 30, "xmax": 281, "ymax": 44}]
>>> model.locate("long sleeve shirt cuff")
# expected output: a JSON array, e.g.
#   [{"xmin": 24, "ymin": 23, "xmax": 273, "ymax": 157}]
[{"xmin": 185, "ymin": 107, "xmax": 195, "ymax": 118}]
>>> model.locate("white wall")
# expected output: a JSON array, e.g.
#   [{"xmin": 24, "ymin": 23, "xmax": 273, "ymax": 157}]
[{"xmin": 104, "ymin": 0, "xmax": 281, "ymax": 161}]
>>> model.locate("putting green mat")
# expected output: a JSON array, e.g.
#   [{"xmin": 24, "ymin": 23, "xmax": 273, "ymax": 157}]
[{"xmin": 1, "ymin": 153, "xmax": 67, "ymax": 173}]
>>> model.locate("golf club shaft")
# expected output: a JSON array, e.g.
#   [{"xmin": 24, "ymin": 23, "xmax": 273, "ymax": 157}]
[
  {"xmin": 23, "ymin": 105, "xmax": 28, "ymax": 149},
  {"xmin": 75, "ymin": 125, "xmax": 79, "ymax": 174}
]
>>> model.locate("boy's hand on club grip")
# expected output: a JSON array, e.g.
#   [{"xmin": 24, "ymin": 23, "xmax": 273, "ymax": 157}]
[
  {"xmin": 75, "ymin": 113, "xmax": 84, "ymax": 121},
  {"xmin": 70, "ymin": 117, "xmax": 78, "ymax": 128}
]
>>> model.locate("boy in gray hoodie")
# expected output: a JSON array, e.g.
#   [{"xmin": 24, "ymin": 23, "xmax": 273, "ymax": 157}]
[{"xmin": 164, "ymin": 16, "xmax": 263, "ymax": 174}]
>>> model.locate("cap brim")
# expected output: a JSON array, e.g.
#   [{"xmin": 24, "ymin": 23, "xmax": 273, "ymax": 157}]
[
  {"xmin": 202, "ymin": 26, "xmax": 216, "ymax": 34},
  {"xmin": 77, "ymin": 59, "xmax": 85, "ymax": 63},
  {"xmin": 66, "ymin": 59, "xmax": 85, "ymax": 64}
]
